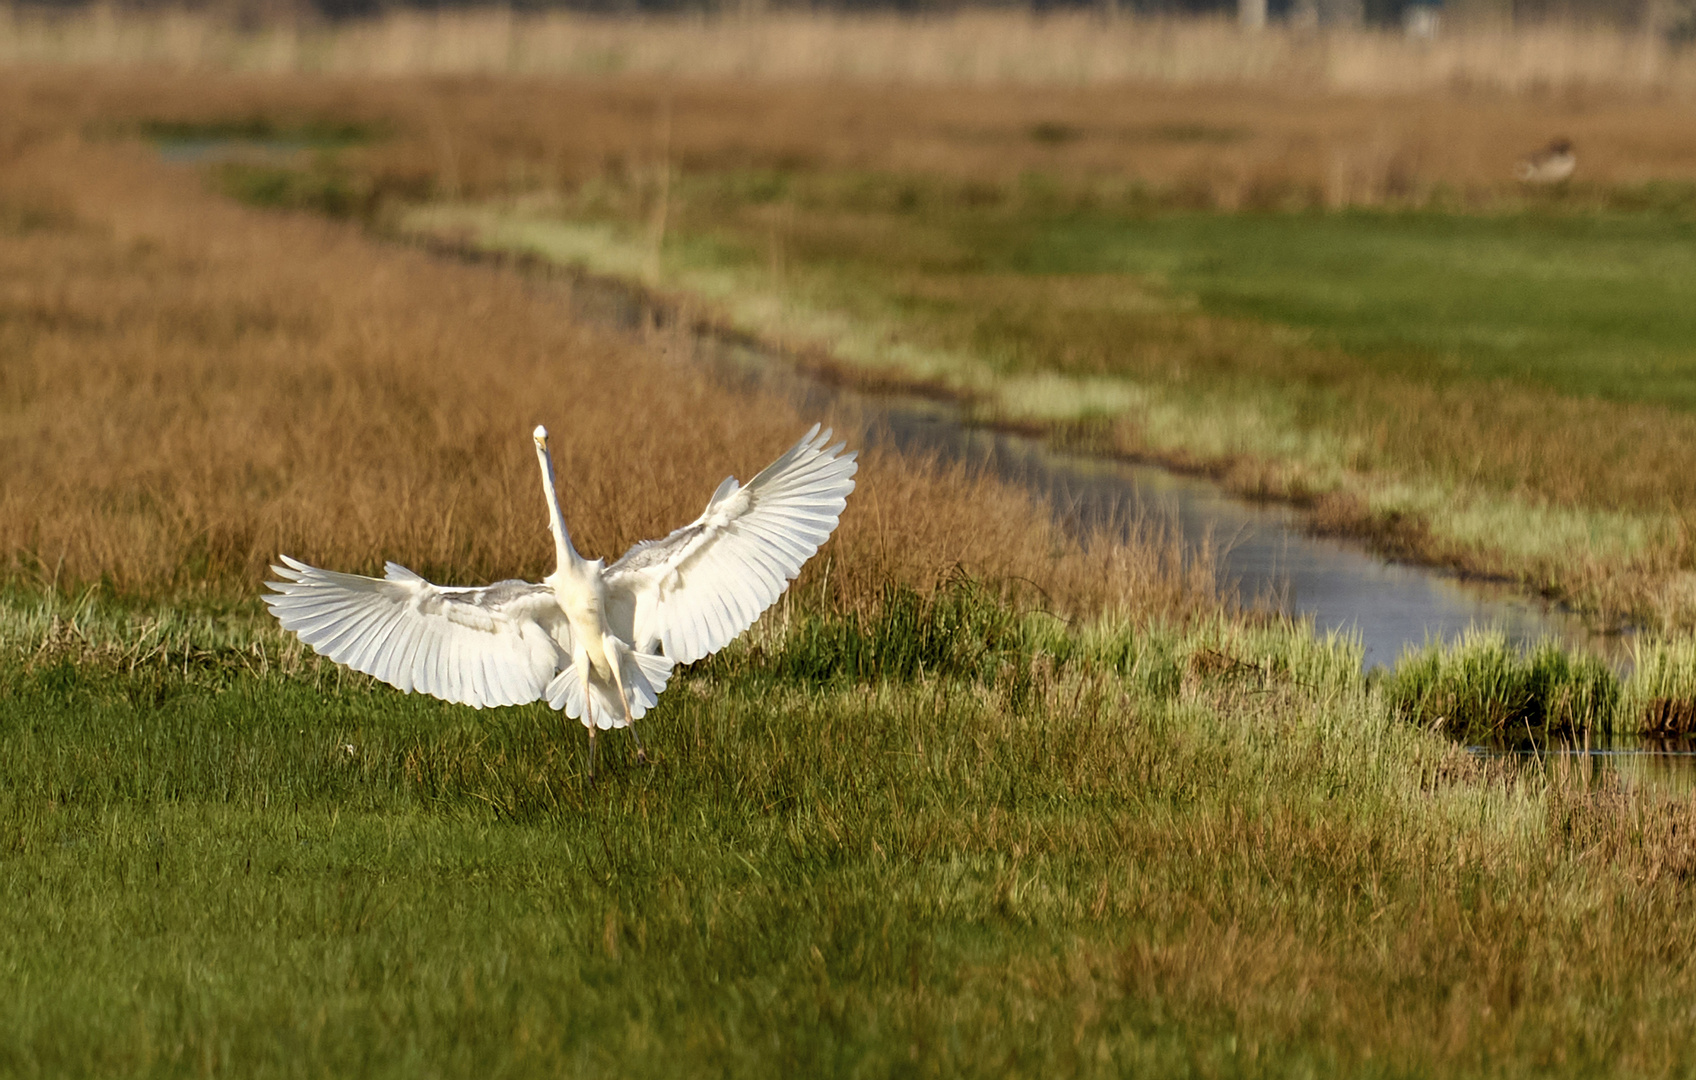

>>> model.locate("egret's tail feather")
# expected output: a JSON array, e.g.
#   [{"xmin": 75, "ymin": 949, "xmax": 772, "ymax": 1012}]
[
  {"xmin": 545, "ymin": 667, "xmax": 584, "ymax": 720},
  {"xmin": 545, "ymin": 668, "xmax": 624, "ymax": 730},
  {"xmin": 544, "ymin": 641, "xmax": 676, "ymax": 731}
]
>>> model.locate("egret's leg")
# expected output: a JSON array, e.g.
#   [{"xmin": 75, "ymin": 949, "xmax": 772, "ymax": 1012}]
[
  {"xmin": 580, "ymin": 659, "xmax": 598, "ymax": 784},
  {"xmin": 615, "ymin": 689, "xmax": 647, "ymax": 766},
  {"xmin": 571, "ymin": 649, "xmax": 598, "ymax": 784}
]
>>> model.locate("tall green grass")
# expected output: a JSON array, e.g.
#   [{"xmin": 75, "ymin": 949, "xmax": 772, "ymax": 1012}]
[
  {"xmin": 1384, "ymin": 627, "xmax": 1696, "ymax": 743},
  {"xmin": 1621, "ymin": 634, "xmax": 1696, "ymax": 737},
  {"xmin": 718, "ymin": 578, "xmax": 1029, "ymax": 690},
  {"xmin": 1385, "ymin": 630, "xmax": 1622, "ymax": 743}
]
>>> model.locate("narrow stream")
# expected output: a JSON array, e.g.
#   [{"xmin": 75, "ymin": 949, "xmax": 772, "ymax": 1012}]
[
  {"xmin": 146, "ymin": 136, "xmax": 1629, "ymax": 673},
  {"xmin": 146, "ymin": 135, "xmax": 1625, "ymax": 671},
  {"xmin": 824, "ymin": 392, "xmax": 1616, "ymax": 672}
]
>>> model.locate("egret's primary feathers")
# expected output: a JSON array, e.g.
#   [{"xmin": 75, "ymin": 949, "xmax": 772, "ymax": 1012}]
[{"xmin": 265, "ymin": 424, "xmax": 857, "ymax": 772}]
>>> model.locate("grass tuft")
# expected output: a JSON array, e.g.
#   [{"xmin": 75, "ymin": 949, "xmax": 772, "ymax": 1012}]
[
  {"xmin": 716, "ymin": 575, "xmax": 1030, "ymax": 690},
  {"xmin": 1622, "ymin": 634, "xmax": 1696, "ymax": 737},
  {"xmin": 210, "ymin": 159, "xmax": 378, "ymax": 220},
  {"xmin": 1384, "ymin": 630, "xmax": 1621, "ymax": 742}
]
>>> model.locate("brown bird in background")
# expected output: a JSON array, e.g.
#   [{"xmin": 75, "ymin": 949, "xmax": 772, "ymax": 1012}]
[{"xmin": 1515, "ymin": 138, "xmax": 1576, "ymax": 184}]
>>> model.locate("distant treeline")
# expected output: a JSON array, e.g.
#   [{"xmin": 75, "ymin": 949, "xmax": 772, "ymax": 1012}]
[{"xmin": 6, "ymin": 0, "xmax": 1688, "ymax": 31}]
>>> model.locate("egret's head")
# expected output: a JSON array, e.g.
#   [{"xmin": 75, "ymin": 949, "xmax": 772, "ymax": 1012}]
[{"xmin": 532, "ymin": 425, "xmax": 549, "ymax": 449}]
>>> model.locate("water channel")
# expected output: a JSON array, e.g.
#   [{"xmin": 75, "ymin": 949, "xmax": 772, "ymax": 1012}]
[
  {"xmin": 144, "ymin": 135, "xmax": 1628, "ymax": 668},
  {"xmin": 141, "ymin": 137, "xmax": 1626, "ymax": 665}
]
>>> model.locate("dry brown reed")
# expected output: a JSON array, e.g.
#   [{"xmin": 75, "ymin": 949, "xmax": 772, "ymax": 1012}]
[
  {"xmin": 0, "ymin": 76, "xmax": 1214, "ymax": 620},
  {"xmin": 5, "ymin": 6, "xmax": 1696, "ymax": 99}
]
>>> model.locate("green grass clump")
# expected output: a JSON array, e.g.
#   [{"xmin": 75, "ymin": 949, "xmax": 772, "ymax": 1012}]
[
  {"xmin": 715, "ymin": 577, "xmax": 1029, "ymax": 690},
  {"xmin": 1384, "ymin": 630, "xmax": 1621, "ymax": 742},
  {"xmin": 211, "ymin": 159, "xmax": 377, "ymax": 220},
  {"xmin": 1621, "ymin": 634, "xmax": 1696, "ymax": 737}
]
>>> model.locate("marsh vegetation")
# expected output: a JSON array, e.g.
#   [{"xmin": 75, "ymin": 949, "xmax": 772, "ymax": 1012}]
[{"xmin": 5, "ymin": 36, "xmax": 1696, "ymax": 1076}]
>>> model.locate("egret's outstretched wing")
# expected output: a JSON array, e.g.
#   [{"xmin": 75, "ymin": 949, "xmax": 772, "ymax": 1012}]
[
  {"xmin": 606, "ymin": 425, "xmax": 857, "ymax": 664},
  {"xmin": 264, "ymin": 555, "xmax": 568, "ymax": 709}
]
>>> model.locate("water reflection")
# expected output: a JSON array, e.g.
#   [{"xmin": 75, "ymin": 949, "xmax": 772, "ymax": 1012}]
[{"xmin": 1470, "ymin": 733, "xmax": 1696, "ymax": 797}]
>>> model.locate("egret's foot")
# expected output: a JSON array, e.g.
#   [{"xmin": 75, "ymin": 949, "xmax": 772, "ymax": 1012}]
[{"xmin": 636, "ymin": 748, "xmax": 650, "ymax": 766}]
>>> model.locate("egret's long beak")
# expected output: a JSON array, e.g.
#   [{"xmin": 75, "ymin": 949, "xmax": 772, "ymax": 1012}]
[{"xmin": 533, "ymin": 423, "xmax": 582, "ymax": 570}]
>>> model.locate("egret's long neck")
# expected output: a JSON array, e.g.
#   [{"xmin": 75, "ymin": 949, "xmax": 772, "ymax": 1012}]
[{"xmin": 535, "ymin": 442, "xmax": 585, "ymax": 575}]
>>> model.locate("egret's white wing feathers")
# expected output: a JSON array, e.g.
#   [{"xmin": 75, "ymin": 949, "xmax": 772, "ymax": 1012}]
[
  {"xmin": 607, "ymin": 424, "xmax": 857, "ymax": 665},
  {"xmin": 264, "ymin": 555, "xmax": 567, "ymax": 709}
]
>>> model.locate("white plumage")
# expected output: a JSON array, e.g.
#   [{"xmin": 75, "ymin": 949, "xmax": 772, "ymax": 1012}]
[
  {"xmin": 265, "ymin": 424, "xmax": 857, "ymax": 773},
  {"xmin": 1515, "ymin": 138, "xmax": 1575, "ymax": 185}
]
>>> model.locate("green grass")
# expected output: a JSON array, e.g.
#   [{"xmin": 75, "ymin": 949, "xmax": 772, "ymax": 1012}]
[
  {"xmin": 628, "ymin": 170, "xmax": 1696, "ymax": 408},
  {"xmin": 137, "ymin": 116, "xmax": 383, "ymax": 149},
  {"xmin": 9, "ymin": 585, "xmax": 1696, "ymax": 1076},
  {"xmin": 211, "ymin": 159, "xmax": 378, "ymax": 220},
  {"xmin": 1620, "ymin": 633, "xmax": 1696, "ymax": 737},
  {"xmin": 1005, "ymin": 210, "xmax": 1696, "ymax": 408},
  {"xmin": 1383, "ymin": 629, "xmax": 1622, "ymax": 744}
]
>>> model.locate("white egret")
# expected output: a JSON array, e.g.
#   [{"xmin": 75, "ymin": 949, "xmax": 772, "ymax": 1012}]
[{"xmin": 265, "ymin": 424, "xmax": 857, "ymax": 776}]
